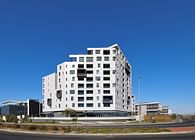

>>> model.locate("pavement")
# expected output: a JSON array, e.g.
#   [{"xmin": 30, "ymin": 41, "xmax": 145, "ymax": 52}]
[{"xmin": 0, "ymin": 130, "xmax": 195, "ymax": 140}]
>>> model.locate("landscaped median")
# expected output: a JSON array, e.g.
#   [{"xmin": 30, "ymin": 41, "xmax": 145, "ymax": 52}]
[{"xmin": 0, "ymin": 123, "xmax": 170, "ymax": 134}]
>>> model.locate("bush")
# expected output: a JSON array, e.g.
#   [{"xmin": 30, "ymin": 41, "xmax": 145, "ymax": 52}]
[
  {"xmin": 26, "ymin": 125, "xmax": 37, "ymax": 130},
  {"xmin": 6, "ymin": 115, "xmax": 18, "ymax": 123}
]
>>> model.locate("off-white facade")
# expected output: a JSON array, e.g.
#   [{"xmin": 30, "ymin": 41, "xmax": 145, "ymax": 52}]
[{"xmin": 42, "ymin": 44, "xmax": 133, "ymax": 117}]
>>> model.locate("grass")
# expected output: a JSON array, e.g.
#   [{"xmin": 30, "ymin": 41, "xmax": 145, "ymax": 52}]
[{"xmin": 0, "ymin": 123, "xmax": 170, "ymax": 134}]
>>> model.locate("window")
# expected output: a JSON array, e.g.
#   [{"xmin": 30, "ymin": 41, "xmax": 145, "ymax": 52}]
[
  {"xmin": 103, "ymin": 70, "xmax": 110, "ymax": 75},
  {"xmin": 103, "ymin": 90, "xmax": 110, "ymax": 94},
  {"xmin": 112, "ymin": 83, "xmax": 116, "ymax": 87},
  {"xmin": 87, "ymin": 50, "xmax": 93, "ymax": 54},
  {"xmin": 103, "ymin": 64, "xmax": 110, "ymax": 68},
  {"xmin": 86, "ymin": 70, "xmax": 93, "ymax": 74},
  {"xmin": 98, "ymin": 103, "xmax": 101, "ymax": 107},
  {"xmin": 78, "ymin": 90, "xmax": 84, "ymax": 95},
  {"xmin": 72, "ymin": 103, "xmax": 75, "ymax": 107},
  {"xmin": 78, "ymin": 64, "xmax": 84, "ymax": 68},
  {"xmin": 96, "ymin": 56, "xmax": 102, "ymax": 61},
  {"xmin": 87, "ymin": 103, "xmax": 93, "ymax": 107},
  {"xmin": 72, "ymin": 77, "xmax": 75, "ymax": 81},
  {"xmin": 98, "ymin": 90, "xmax": 101, "ymax": 94},
  {"xmin": 70, "ymin": 90, "xmax": 75, "ymax": 94},
  {"xmin": 104, "ymin": 103, "xmax": 110, "ymax": 107},
  {"xmin": 103, "ymin": 83, "xmax": 110, "ymax": 88},
  {"xmin": 97, "ymin": 96, "xmax": 99, "ymax": 101},
  {"xmin": 71, "ymin": 96, "xmax": 74, "ymax": 101},
  {"xmin": 78, "ymin": 84, "xmax": 84, "ymax": 88},
  {"xmin": 98, "ymin": 63, "xmax": 101, "ymax": 68},
  {"xmin": 87, "ymin": 90, "xmax": 93, "ymax": 94},
  {"xmin": 112, "ymin": 70, "xmax": 116, "ymax": 74},
  {"xmin": 96, "ymin": 50, "xmax": 100, "ymax": 54},
  {"xmin": 59, "ymin": 65, "xmax": 62, "ymax": 70},
  {"xmin": 78, "ymin": 103, "xmax": 84, "ymax": 107},
  {"xmin": 79, "ymin": 57, "xmax": 84, "ymax": 62},
  {"xmin": 87, "ymin": 97, "xmax": 93, "ymax": 101},
  {"xmin": 78, "ymin": 97, "xmax": 84, "ymax": 102},
  {"xmin": 96, "ymin": 70, "xmax": 99, "ymax": 74},
  {"xmin": 87, "ymin": 77, "xmax": 93, "ymax": 81},
  {"xmin": 104, "ymin": 57, "xmax": 109, "ymax": 61},
  {"xmin": 87, "ymin": 84, "xmax": 93, "ymax": 88},
  {"xmin": 113, "ymin": 57, "xmax": 116, "ymax": 61},
  {"xmin": 103, "ymin": 50, "xmax": 110, "ymax": 55},
  {"xmin": 113, "ymin": 49, "xmax": 116, "ymax": 54},
  {"xmin": 96, "ymin": 83, "xmax": 99, "ymax": 87},
  {"xmin": 86, "ymin": 64, "xmax": 93, "ymax": 68},
  {"xmin": 86, "ymin": 57, "xmax": 93, "ymax": 62},
  {"xmin": 96, "ymin": 76, "xmax": 100, "ymax": 81},
  {"xmin": 71, "ymin": 83, "xmax": 74, "ymax": 88},
  {"xmin": 70, "ymin": 70, "xmax": 75, "ymax": 74},
  {"xmin": 59, "ymin": 72, "xmax": 61, "ymax": 76},
  {"xmin": 72, "ymin": 65, "xmax": 75, "ymax": 68}
]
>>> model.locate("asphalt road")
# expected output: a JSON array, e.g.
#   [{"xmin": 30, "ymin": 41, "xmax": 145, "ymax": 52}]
[
  {"xmin": 0, "ymin": 131, "xmax": 195, "ymax": 140},
  {"xmin": 78, "ymin": 121, "xmax": 195, "ymax": 129}
]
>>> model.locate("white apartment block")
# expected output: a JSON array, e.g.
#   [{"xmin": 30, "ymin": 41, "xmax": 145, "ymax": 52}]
[{"xmin": 42, "ymin": 44, "xmax": 133, "ymax": 117}]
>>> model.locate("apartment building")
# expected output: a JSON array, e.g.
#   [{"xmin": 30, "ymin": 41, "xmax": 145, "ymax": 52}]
[
  {"xmin": 135, "ymin": 102, "xmax": 172, "ymax": 120},
  {"xmin": 42, "ymin": 44, "xmax": 133, "ymax": 117}
]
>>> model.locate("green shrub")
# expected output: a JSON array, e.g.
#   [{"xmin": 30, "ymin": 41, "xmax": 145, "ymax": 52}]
[{"xmin": 26, "ymin": 125, "xmax": 37, "ymax": 130}]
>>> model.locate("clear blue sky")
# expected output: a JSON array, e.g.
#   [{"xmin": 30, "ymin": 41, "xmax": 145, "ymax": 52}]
[{"xmin": 0, "ymin": 0, "xmax": 195, "ymax": 114}]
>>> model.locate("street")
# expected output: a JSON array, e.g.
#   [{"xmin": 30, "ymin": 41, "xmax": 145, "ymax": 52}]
[{"xmin": 0, "ymin": 131, "xmax": 195, "ymax": 140}]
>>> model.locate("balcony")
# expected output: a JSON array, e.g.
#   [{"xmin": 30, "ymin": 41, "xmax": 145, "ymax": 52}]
[{"xmin": 103, "ymin": 96, "xmax": 113, "ymax": 104}]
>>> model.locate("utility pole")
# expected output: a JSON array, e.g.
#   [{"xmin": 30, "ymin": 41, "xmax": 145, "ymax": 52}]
[{"xmin": 138, "ymin": 76, "xmax": 142, "ymax": 103}]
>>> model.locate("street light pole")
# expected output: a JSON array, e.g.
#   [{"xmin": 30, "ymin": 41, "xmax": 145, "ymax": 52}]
[{"xmin": 138, "ymin": 76, "xmax": 142, "ymax": 103}]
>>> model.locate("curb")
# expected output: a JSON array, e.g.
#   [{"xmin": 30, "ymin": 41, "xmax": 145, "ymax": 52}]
[{"xmin": 0, "ymin": 128, "xmax": 195, "ymax": 136}]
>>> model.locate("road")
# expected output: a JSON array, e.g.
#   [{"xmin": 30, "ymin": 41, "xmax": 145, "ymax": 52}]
[
  {"xmin": 79, "ymin": 121, "xmax": 195, "ymax": 129},
  {"xmin": 0, "ymin": 131, "xmax": 195, "ymax": 140}
]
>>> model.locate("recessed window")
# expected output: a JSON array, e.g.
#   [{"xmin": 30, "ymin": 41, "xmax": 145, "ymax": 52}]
[
  {"xmin": 78, "ymin": 84, "xmax": 84, "ymax": 88},
  {"xmin": 78, "ymin": 90, "xmax": 84, "ymax": 95},
  {"xmin": 103, "ymin": 70, "xmax": 110, "ymax": 75},
  {"xmin": 96, "ymin": 83, "xmax": 99, "ymax": 87},
  {"xmin": 98, "ymin": 103, "xmax": 101, "ymax": 107},
  {"xmin": 113, "ymin": 49, "xmax": 116, "ymax": 54},
  {"xmin": 78, "ymin": 64, "xmax": 84, "ymax": 68},
  {"xmin": 78, "ymin": 103, "xmax": 84, "ymax": 107},
  {"xmin": 87, "ymin": 84, "xmax": 93, "ymax": 88},
  {"xmin": 112, "ymin": 70, "xmax": 116, "ymax": 74},
  {"xmin": 97, "ymin": 56, "xmax": 102, "ymax": 61},
  {"xmin": 103, "ymin": 64, "xmax": 110, "ymax": 68},
  {"xmin": 78, "ymin": 97, "xmax": 84, "ymax": 102},
  {"xmin": 72, "ymin": 77, "xmax": 75, "ymax": 81},
  {"xmin": 71, "ymin": 83, "xmax": 74, "ymax": 88},
  {"xmin": 87, "ymin": 77, "xmax": 93, "ymax": 81},
  {"xmin": 70, "ymin": 70, "xmax": 75, "ymax": 74},
  {"xmin": 72, "ymin": 103, "xmax": 75, "ymax": 107},
  {"xmin": 86, "ymin": 57, "xmax": 93, "ymax": 62},
  {"xmin": 70, "ymin": 90, "xmax": 75, "ymax": 94},
  {"xmin": 103, "ymin": 50, "xmax": 110, "ymax": 55},
  {"xmin": 86, "ymin": 70, "xmax": 93, "ymax": 74},
  {"xmin": 87, "ymin": 90, "xmax": 93, "ymax": 94},
  {"xmin": 72, "ymin": 65, "xmax": 75, "ymax": 68},
  {"xmin": 96, "ymin": 50, "xmax": 100, "ymax": 54},
  {"xmin": 96, "ymin": 70, "xmax": 100, "ymax": 74},
  {"xmin": 87, "ymin": 97, "xmax": 93, "ymax": 101},
  {"xmin": 98, "ymin": 63, "xmax": 101, "ymax": 68},
  {"xmin": 88, "ymin": 50, "xmax": 93, "ymax": 55},
  {"xmin": 103, "ymin": 90, "xmax": 110, "ymax": 94},
  {"xmin": 87, "ymin": 64, "xmax": 93, "ymax": 68},
  {"xmin": 87, "ymin": 103, "xmax": 93, "ymax": 107},
  {"xmin": 104, "ymin": 57, "xmax": 109, "ymax": 61},
  {"xmin": 97, "ymin": 96, "xmax": 99, "ymax": 101},
  {"xmin": 71, "ymin": 96, "xmax": 74, "ymax": 101},
  {"xmin": 79, "ymin": 57, "xmax": 84, "ymax": 62},
  {"xmin": 96, "ymin": 76, "xmax": 100, "ymax": 81},
  {"xmin": 113, "ymin": 57, "xmax": 116, "ymax": 61},
  {"xmin": 103, "ymin": 83, "xmax": 110, "ymax": 88}
]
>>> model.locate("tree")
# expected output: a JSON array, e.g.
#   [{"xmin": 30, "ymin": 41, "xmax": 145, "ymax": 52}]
[
  {"xmin": 6, "ymin": 115, "xmax": 18, "ymax": 123},
  {"xmin": 63, "ymin": 109, "xmax": 77, "ymax": 117}
]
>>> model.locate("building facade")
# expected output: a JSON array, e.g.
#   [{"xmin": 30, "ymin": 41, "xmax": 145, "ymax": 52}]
[
  {"xmin": 42, "ymin": 44, "xmax": 133, "ymax": 117},
  {"xmin": 135, "ymin": 102, "xmax": 172, "ymax": 121}
]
